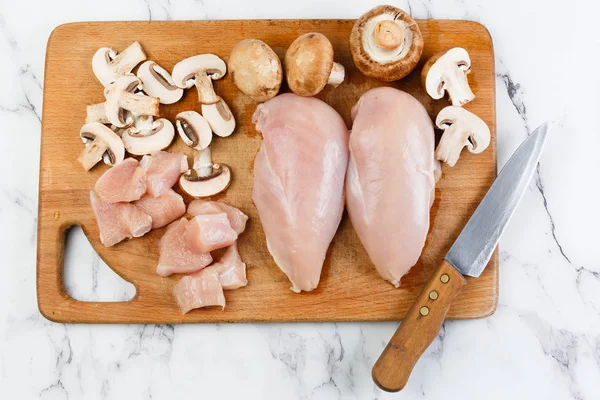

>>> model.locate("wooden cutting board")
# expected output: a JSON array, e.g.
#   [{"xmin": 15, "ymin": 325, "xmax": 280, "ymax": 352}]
[{"xmin": 37, "ymin": 19, "xmax": 497, "ymax": 323}]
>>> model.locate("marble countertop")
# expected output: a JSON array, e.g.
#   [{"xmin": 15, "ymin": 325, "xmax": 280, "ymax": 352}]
[{"xmin": 1, "ymin": 0, "xmax": 598, "ymax": 398}]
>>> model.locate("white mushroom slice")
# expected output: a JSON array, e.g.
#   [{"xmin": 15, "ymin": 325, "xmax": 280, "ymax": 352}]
[
  {"xmin": 78, "ymin": 122, "xmax": 125, "ymax": 170},
  {"xmin": 201, "ymin": 97, "xmax": 235, "ymax": 137},
  {"xmin": 137, "ymin": 61, "xmax": 184, "ymax": 104},
  {"xmin": 86, "ymin": 102, "xmax": 109, "ymax": 124},
  {"xmin": 175, "ymin": 111, "xmax": 213, "ymax": 150},
  {"xmin": 122, "ymin": 118, "xmax": 175, "ymax": 155},
  {"xmin": 435, "ymin": 106, "xmax": 490, "ymax": 167},
  {"xmin": 172, "ymin": 54, "xmax": 226, "ymax": 104},
  {"xmin": 104, "ymin": 74, "xmax": 159, "ymax": 127},
  {"xmin": 422, "ymin": 47, "xmax": 475, "ymax": 106},
  {"xmin": 92, "ymin": 41, "xmax": 147, "ymax": 87},
  {"xmin": 179, "ymin": 147, "xmax": 231, "ymax": 198}
]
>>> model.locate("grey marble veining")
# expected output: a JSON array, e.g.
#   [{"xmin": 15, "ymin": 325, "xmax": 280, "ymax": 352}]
[{"xmin": 1, "ymin": 0, "xmax": 599, "ymax": 398}]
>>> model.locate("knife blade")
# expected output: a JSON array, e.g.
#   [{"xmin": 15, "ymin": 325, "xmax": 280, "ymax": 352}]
[{"xmin": 372, "ymin": 122, "xmax": 549, "ymax": 392}]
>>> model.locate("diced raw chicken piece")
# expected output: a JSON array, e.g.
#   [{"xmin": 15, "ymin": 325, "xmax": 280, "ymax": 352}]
[
  {"xmin": 140, "ymin": 151, "xmax": 188, "ymax": 197},
  {"xmin": 173, "ymin": 268, "xmax": 226, "ymax": 313},
  {"xmin": 252, "ymin": 93, "xmax": 348, "ymax": 292},
  {"xmin": 134, "ymin": 188, "xmax": 185, "ymax": 229},
  {"xmin": 183, "ymin": 213, "xmax": 238, "ymax": 254},
  {"xmin": 94, "ymin": 158, "xmax": 146, "ymax": 203},
  {"xmin": 157, "ymin": 218, "xmax": 213, "ymax": 277},
  {"xmin": 187, "ymin": 200, "xmax": 249, "ymax": 234},
  {"xmin": 206, "ymin": 243, "xmax": 247, "ymax": 290},
  {"xmin": 346, "ymin": 87, "xmax": 438, "ymax": 287},
  {"xmin": 90, "ymin": 190, "xmax": 152, "ymax": 247}
]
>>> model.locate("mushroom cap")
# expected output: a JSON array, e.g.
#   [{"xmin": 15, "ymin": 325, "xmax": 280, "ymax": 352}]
[
  {"xmin": 79, "ymin": 122, "xmax": 125, "ymax": 166},
  {"xmin": 171, "ymin": 54, "xmax": 227, "ymax": 89},
  {"xmin": 137, "ymin": 61, "xmax": 184, "ymax": 104},
  {"xmin": 175, "ymin": 111, "xmax": 213, "ymax": 150},
  {"xmin": 122, "ymin": 118, "xmax": 175, "ymax": 155},
  {"xmin": 349, "ymin": 5, "xmax": 423, "ymax": 81},
  {"xmin": 285, "ymin": 33, "xmax": 335, "ymax": 97},
  {"xmin": 421, "ymin": 47, "xmax": 475, "ymax": 106},
  {"xmin": 228, "ymin": 39, "xmax": 283, "ymax": 102},
  {"xmin": 201, "ymin": 97, "xmax": 236, "ymax": 138},
  {"xmin": 179, "ymin": 164, "xmax": 231, "ymax": 198}
]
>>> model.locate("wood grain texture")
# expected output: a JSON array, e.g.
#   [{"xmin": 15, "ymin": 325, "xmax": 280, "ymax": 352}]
[
  {"xmin": 372, "ymin": 261, "xmax": 467, "ymax": 392},
  {"xmin": 37, "ymin": 19, "xmax": 497, "ymax": 324}
]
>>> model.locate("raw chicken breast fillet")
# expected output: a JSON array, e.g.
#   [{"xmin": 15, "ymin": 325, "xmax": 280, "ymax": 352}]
[
  {"xmin": 346, "ymin": 87, "xmax": 438, "ymax": 287},
  {"xmin": 134, "ymin": 188, "xmax": 185, "ymax": 229},
  {"xmin": 141, "ymin": 151, "xmax": 188, "ymax": 197},
  {"xmin": 94, "ymin": 158, "xmax": 146, "ymax": 203},
  {"xmin": 90, "ymin": 190, "xmax": 152, "ymax": 247},
  {"xmin": 173, "ymin": 268, "xmax": 226, "ymax": 313},
  {"xmin": 183, "ymin": 213, "xmax": 238, "ymax": 254},
  {"xmin": 157, "ymin": 218, "xmax": 213, "ymax": 277},
  {"xmin": 187, "ymin": 199, "xmax": 248, "ymax": 234},
  {"xmin": 206, "ymin": 243, "xmax": 247, "ymax": 290},
  {"xmin": 252, "ymin": 93, "xmax": 349, "ymax": 292}
]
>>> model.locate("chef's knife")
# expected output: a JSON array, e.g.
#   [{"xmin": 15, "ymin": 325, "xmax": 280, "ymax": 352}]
[{"xmin": 372, "ymin": 122, "xmax": 549, "ymax": 392}]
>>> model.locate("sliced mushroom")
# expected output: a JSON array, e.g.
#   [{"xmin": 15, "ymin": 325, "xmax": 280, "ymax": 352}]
[
  {"xmin": 122, "ymin": 118, "xmax": 175, "ymax": 155},
  {"xmin": 422, "ymin": 47, "xmax": 475, "ymax": 106},
  {"xmin": 201, "ymin": 97, "xmax": 235, "ymax": 137},
  {"xmin": 78, "ymin": 122, "xmax": 125, "ymax": 170},
  {"xmin": 104, "ymin": 74, "xmax": 159, "ymax": 127},
  {"xmin": 228, "ymin": 39, "xmax": 282, "ymax": 102},
  {"xmin": 137, "ymin": 61, "xmax": 184, "ymax": 104},
  {"xmin": 285, "ymin": 33, "xmax": 345, "ymax": 97},
  {"xmin": 435, "ymin": 106, "xmax": 490, "ymax": 167},
  {"xmin": 92, "ymin": 41, "xmax": 147, "ymax": 87},
  {"xmin": 179, "ymin": 147, "xmax": 231, "ymax": 198},
  {"xmin": 171, "ymin": 54, "xmax": 226, "ymax": 104},
  {"xmin": 175, "ymin": 111, "xmax": 212, "ymax": 150},
  {"xmin": 86, "ymin": 102, "xmax": 134, "ymax": 126},
  {"xmin": 350, "ymin": 5, "xmax": 423, "ymax": 81}
]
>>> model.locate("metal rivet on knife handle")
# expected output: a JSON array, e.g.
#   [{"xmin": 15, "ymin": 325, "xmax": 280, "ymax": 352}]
[
  {"xmin": 440, "ymin": 274, "xmax": 450, "ymax": 283},
  {"xmin": 419, "ymin": 306, "xmax": 429, "ymax": 316},
  {"xmin": 429, "ymin": 291, "xmax": 439, "ymax": 300}
]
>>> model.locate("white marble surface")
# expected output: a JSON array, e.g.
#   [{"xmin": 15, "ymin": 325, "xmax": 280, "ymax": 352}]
[{"xmin": 1, "ymin": 0, "xmax": 598, "ymax": 398}]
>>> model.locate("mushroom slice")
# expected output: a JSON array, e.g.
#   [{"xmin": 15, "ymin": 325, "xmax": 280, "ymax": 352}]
[
  {"xmin": 171, "ymin": 54, "xmax": 226, "ymax": 104},
  {"xmin": 78, "ymin": 122, "xmax": 125, "ymax": 170},
  {"xmin": 422, "ymin": 47, "xmax": 475, "ymax": 106},
  {"xmin": 435, "ymin": 106, "xmax": 490, "ymax": 167},
  {"xmin": 92, "ymin": 41, "xmax": 147, "ymax": 87},
  {"xmin": 86, "ymin": 102, "xmax": 110, "ymax": 124},
  {"xmin": 201, "ymin": 97, "xmax": 235, "ymax": 137},
  {"xmin": 179, "ymin": 147, "xmax": 231, "ymax": 198},
  {"xmin": 175, "ymin": 111, "xmax": 213, "ymax": 150},
  {"xmin": 349, "ymin": 5, "xmax": 423, "ymax": 81},
  {"xmin": 104, "ymin": 74, "xmax": 160, "ymax": 127},
  {"xmin": 137, "ymin": 61, "xmax": 184, "ymax": 104},
  {"xmin": 284, "ymin": 33, "xmax": 345, "ymax": 97},
  {"xmin": 228, "ymin": 39, "xmax": 282, "ymax": 102},
  {"xmin": 122, "ymin": 118, "xmax": 175, "ymax": 155}
]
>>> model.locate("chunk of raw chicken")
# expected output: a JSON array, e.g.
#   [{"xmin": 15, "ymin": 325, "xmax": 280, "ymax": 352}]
[
  {"xmin": 183, "ymin": 213, "xmax": 238, "ymax": 254},
  {"xmin": 140, "ymin": 151, "xmax": 188, "ymax": 197},
  {"xmin": 90, "ymin": 190, "xmax": 152, "ymax": 247},
  {"xmin": 187, "ymin": 199, "xmax": 248, "ymax": 234},
  {"xmin": 157, "ymin": 218, "xmax": 213, "ymax": 277},
  {"xmin": 173, "ymin": 268, "xmax": 226, "ymax": 313},
  {"xmin": 206, "ymin": 243, "xmax": 247, "ymax": 290},
  {"xmin": 94, "ymin": 158, "xmax": 146, "ymax": 203},
  {"xmin": 346, "ymin": 87, "xmax": 439, "ymax": 287},
  {"xmin": 252, "ymin": 93, "xmax": 349, "ymax": 292},
  {"xmin": 134, "ymin": 188, "xmax": 186, "ymax": 229}
]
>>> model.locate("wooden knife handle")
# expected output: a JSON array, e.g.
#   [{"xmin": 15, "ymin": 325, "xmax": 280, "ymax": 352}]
[{"xmin": 372, "ymin": 260, "xmax": 467, "ymax": 392}]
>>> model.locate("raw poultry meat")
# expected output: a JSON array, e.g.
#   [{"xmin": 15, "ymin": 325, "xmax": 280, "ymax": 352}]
[
  {"xmin": 252, "ymin": 93, "xmax": 349, "ymax": 292},
  {"xmin": 183, "ymin": 213, "xmax": 238, "ymax": 254},
  {"xmin": 173, "ymin": 268, "xmax": 226, "ymax": 313},
  {"xmin": 90, "ymin": 190, "xmax": 152, "ymax": 247},
  {"xmin": 187, "ymin": 199, "xmax": 248, "ymax": 234},
  {"xmin": 94, "ymin": 158, "xmax": 146, "ymax": 203},
  {"xmin": 134, "ymin": 188, "xmax": 186, "ymax": 229},
  {"xmin": 140, "ymin": 151, "xmax": 188, "ymax": 197},
  {"xmin": 206, "ymin": 243, "xmax": 247, "ymax": 290},
  {"xmin": 157, "ymin": 218, "xmax": 213, "ymax": 277},
  {"xmin": 346, "ymin": 87, "xmax": 438, "ymax": 287}
]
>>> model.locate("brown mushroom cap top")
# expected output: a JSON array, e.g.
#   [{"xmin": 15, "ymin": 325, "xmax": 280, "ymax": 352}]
[
  {"xmin": 285, "ymin": 33, "xmax": 334, "ymax": 97},
  {"xmin": 349, "ymin": 5, "xmax": 423, "ymax": 82},
  {"xmin": 228, "ymin": 39, "xmax": 283, "ymax": 102}
]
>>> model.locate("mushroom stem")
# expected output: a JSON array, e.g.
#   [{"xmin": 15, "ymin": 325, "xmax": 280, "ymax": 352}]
[
  {"xmin": 193, "ymin": 147, "xmax": 214, "ymax": 177},
  {"xmin": 86, "ymin": 102, "xmax": 109, "ymax": 124},
  {"xmin": 78, "ymin": 137, "xmax": 109, "ymax": 171},
  {"xmin": 119, "ymin": 92, "xmax": 160, "ymax": 116},
  {"xmin": 110, "ymin": 42, "xmax": 146, "ymax": 77},
  {"xmin": 327, "ymin": 62, "xmax": 345, "ymax": 88},
  {"xmin": 374, "ymin": 20, "xmax": 404, "ymax": 50},
  {"xmin": 194, "ymin": 72, "xmax": 219, "ymax": 104}
]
